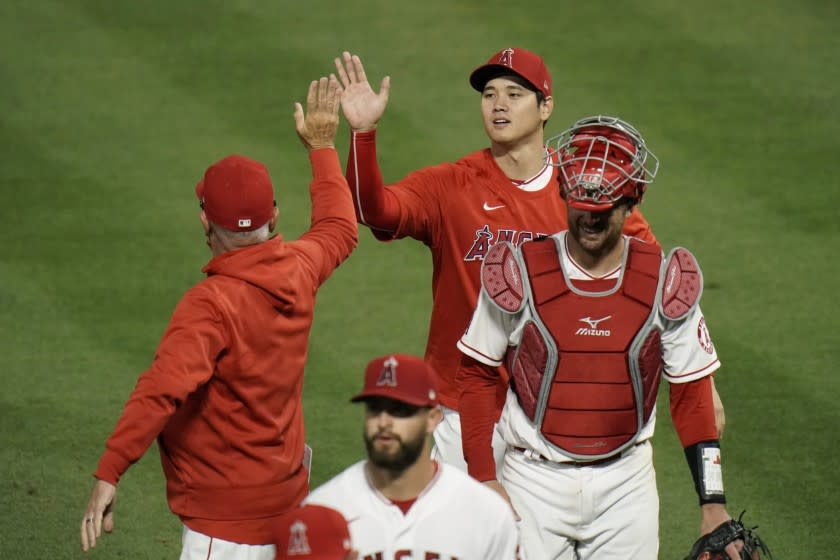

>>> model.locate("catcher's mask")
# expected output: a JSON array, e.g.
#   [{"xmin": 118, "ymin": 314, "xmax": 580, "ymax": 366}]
[{"xmin": 547, "ymin": 115, "xmax": 659, "ymax": 212}]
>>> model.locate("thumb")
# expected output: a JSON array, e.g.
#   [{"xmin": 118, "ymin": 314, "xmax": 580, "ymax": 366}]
[
  {"xmin": 102, "ymin": 509, "xmax": 115, "ymax": 533},
  {"xmin": 378, "ymin": 76, "xmax": 391, "ymax": 104},
  {"xmin": 293, "ymin": 102, "xmax": 305, "ymax": 134}
]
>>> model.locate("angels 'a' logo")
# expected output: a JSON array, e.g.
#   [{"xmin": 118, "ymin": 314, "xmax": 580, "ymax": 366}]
[
  {"xmin": 286, "ymin": 520, "xmax": 312, "ymax": 555},
  {"xmin": 498, "ymin": 48, "xmax": 514, "ymax": 67},
  {"xmin": 376, "ymin": 356, "xmax": 399, "ymax": 387},
  {"xmin": 697, "ymin": 317, "xmax": 714, "ymax": 354}
]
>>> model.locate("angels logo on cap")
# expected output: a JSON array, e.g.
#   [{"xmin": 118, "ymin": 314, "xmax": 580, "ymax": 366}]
[
  {"xmin": 498, "ymin": 48, "xmax": 514, "ymax": 67},
  {"xmin": 376, "ymin": 356, "xmax": 399, "ymax": 387},
  {"xmin": 286, "ymin": 520, "xmax": 312, "ymax": 555}
]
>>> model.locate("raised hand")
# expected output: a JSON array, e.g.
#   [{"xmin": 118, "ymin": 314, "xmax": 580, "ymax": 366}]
[
  {"xmin": 334, "ymin": 51, "xmax": 390, "ymax": 132},
  {"xmin": 294, "ymin": 75, "xmax": 342, "ymax": 151}
]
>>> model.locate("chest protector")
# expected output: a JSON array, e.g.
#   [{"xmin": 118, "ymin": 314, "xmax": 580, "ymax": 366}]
[{"xmin": 482, "ymin": 235, "xmax": 701, "ymax": 461}]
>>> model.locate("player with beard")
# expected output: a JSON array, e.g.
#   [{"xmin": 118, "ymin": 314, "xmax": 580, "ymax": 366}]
[
  {"xmin": 305, "ymin": 354, "xmax": 517, "ymax": 560},
  {"xmin": 457, "ymin": 116, "xmax": 741, "ymax": 559}
]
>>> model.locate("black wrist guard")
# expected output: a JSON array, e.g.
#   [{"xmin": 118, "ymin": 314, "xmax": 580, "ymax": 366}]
[{"xmin": 684, "ymin": 440, "xmax": 727, "ymax": 505}]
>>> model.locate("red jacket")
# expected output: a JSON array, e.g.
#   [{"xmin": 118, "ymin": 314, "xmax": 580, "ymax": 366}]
[{"xmin": 94, "ymin": 148, "xmax": 357, "ymax": 544}]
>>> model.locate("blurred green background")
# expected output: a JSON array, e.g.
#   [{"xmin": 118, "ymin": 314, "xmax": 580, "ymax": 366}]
[{"xmin": 2, "ymin": 0, "xmax": 838, "ymax": 557}]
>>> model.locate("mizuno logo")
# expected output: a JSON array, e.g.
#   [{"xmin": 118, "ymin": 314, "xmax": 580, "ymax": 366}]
[
  {"xmin": 483, "ymin": 202, "xmax": 505, "ymax": 211},
  {"xmin": 576, "ymin": 315, "xmax": 612, "ymax": 337}
]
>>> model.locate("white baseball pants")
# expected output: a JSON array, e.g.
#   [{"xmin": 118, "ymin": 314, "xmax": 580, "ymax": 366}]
[{"xmin": 504, "ymin": 441, "xmax": 659, "ymax": 560}]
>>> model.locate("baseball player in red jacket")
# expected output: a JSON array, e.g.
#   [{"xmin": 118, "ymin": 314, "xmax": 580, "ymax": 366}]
[
  {"xmin": 457, "ymin": 115, "xmax": 741, "ymax": 559},
  {"xmin": 79, "ymin": 76, "xmax": 358, "ymax": 559},
  {"xmin": 332, "ymin": 48, "xmax": 666, "ymax": 477}
]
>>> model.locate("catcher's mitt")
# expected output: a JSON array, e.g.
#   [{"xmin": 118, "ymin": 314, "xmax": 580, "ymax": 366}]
[{"xmin": 684, "ymin": 512, "xmax": 773, "ymax": 560}]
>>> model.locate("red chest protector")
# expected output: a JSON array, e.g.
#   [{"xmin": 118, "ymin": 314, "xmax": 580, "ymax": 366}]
[{"xmin": 493, "ymin": 236, "xmax": 665, "ymax": 460}]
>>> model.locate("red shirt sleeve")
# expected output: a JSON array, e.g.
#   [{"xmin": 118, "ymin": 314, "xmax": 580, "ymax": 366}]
[
  {"xmin": 624, "ymin": 205, "xmax": 658, "ymax": 247},
  {"xmin": 290, "ymin": 148, "xmax": 359, "ymax": 287},
  {"xmin": 669, "ymin": 375, "xmax": 719, "ymax": 448},
  {"xmin": 95, "ymin": 288, "xmax": 225, "ymax": 484},
  {"xmin": 457, "ymin": 354, "xmax": 503, "ymax": 482},
  {"xmin": 345, "ymin": 129, "xmax": 401, "ymax": 237}
]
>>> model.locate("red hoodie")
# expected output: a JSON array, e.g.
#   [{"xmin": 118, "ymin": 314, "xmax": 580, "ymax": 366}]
[{"xmin": 94, "ymin": 148, "xmax": 357, "ymax": 544}]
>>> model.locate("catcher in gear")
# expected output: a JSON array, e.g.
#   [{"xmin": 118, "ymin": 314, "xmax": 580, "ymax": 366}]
[
  {"xmin": 457, "ymin": 115, "xmax": 747, "ymax": 559},
  {"xmin": 685, "ymin": 513, "xmax": 773, "ymax": 559}
]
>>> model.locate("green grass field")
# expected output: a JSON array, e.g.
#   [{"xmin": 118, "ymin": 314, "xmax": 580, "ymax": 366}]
[{"xmin": 2, "ymin": 0, "xmax": 838, "ymax": 557}]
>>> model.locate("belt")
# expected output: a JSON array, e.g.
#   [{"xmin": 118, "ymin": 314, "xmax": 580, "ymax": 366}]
[{"xmin": 511, "ymin": 446, "xmax": 629, "ymax": 467}]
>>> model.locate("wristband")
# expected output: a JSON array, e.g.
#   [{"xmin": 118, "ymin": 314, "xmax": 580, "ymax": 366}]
[{"xmin": 684, "ymin": 441, "xmax": 726, "ymax": 505}]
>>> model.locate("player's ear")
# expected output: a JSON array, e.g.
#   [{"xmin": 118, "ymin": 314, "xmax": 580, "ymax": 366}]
[
  {"xmin": 199, "ymin": 210, "xmax": 210, "ymax": 235},
  {"xmin": 540, "ymin": 95, "xmax": 553, "ymax": 122}
]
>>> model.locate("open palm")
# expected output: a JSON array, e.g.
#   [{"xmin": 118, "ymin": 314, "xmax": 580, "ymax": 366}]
[{"xmin": 334, "ymin": 51, "xmax": 390, "ymax": 131}]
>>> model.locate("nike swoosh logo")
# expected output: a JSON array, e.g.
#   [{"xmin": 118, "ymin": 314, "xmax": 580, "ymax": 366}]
[{"xmin": 483, "ymin": 202, "xmax": 505, "ymax": 211}]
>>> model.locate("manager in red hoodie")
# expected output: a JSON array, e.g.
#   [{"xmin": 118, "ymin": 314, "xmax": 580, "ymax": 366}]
[{"xmin": 79, "ymin": 75, "xmax": 358, "ymax": 559}]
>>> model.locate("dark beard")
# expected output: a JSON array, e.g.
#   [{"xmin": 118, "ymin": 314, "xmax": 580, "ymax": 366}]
[
  {"xmin": 569, "ymin": 218, "xmax": 623, "ymax": 259},
  {"xmin": 364, "ymin": 431, "xmax": 427, "ymax": 473}
]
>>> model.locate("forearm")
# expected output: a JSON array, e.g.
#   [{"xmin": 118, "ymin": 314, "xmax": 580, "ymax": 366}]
[
  {"xmin": 94, "ymin": 379, "xmax": 175, "ymax": 484},
  {"xmin": 671, "ymin": 376, "xmax": 726, "ymax": 505},
  {"xmin": 346, "ymin": 129, "xmax": 400, "ymax": 230},
  {"xmin": 303, "ymin": 147, "xmax": 359, "ymax": 265},
  {"xmin": 457, "ymin": 354, "xmax": 503, "ymax": 482},
  {"xmin": 670, "ymin": 375, "xmax": 718, "ymax": 447}
]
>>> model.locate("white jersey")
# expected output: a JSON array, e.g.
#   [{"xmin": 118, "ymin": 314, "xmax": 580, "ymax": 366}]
[
  {"xmin": 457, "ymin": 232, "xmax": 721, "ymax": 463},
  {"xmin": 305, "ymin": 460, "xmax": 517, "ymax": 560}
]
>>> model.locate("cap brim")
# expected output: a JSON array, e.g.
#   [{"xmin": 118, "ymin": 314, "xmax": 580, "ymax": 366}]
[
  {"xmin": 567, "ymin": 199, "xmax": 615, "ymax": 212},
  {"xmin": 350, "ymin": 390, "xmax": 434, "ymax": 408},
  {"xmin": 470, "ymin": 65, "xmax": 539, "ymax": 94},
  {"xmin": 195, "ymin": 179, "xmax": 205, "ymax": 200}
]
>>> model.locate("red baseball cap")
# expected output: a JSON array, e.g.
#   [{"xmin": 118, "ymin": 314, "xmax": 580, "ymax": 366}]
[
  {"xmin": 274, "ymin": 504, "xmax": 352, "ymax": 560},
  {"xmin": 351, "ymin": 354, "xmax": 439, "ymax": 408},
  {"xmin": 469, "ymin": 47, "xmax": 552, "ymax": 97},
  {"xmin": 195, "ymin": 154, "xmax": 276, "ymax": 232}
]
